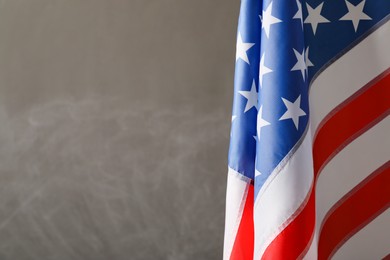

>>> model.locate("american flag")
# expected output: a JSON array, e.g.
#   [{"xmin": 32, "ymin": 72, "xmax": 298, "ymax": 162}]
[{"xmin": 223, "ymin": 0, "xmax": 390, "ymax": 259}]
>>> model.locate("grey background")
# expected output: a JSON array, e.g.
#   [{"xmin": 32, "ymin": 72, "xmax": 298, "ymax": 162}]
[{"xmin": 0, "ymin": 0, "xmax": 239, "ymax": 259}]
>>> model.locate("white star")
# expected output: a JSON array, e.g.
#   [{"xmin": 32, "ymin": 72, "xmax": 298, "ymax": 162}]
[
  {"xmin": 305, "ymin": 46, "xmax": 314, "ymax": 68},
  {"xmin": 291, "ymin": 48, "xmax": 307, "ymax": 81},
  {"xmin": 293, "ymin": 0, "xmax": 303, "ymax": 29},
  {"xmin": 304, "ymin": 2, "xmax": 330, "ymax": 35},
  {"xmin": 232, "ymin": 115, "xmax": 237, "ymax": 122},
  {"xmin": 236, "ymin": 33, "xmax": 255, "ymax": 64},
  {"xmin": 238, "ymin": 80, "xmax": 258, "ymax": 113},
  {"xmin": 255, "ymin": 169, "xmax": 262, "ymax": 177},
  {"xmin": 340, "ymin": 0, "xmax": 371, "ymax": 32},
  {"xmin": 262, "ymin": 2, "xmax": 282, "ymax": 38},
  {"xmin": 279, "ymin": 95, "xmax": 306, "ymax": 129},
  {"xmin": 259, "ymin": 53, "xmax": 272, "ymax": 88},
  {"xmin": 257, "ymin": 106, "xmax": 270, "ymax": 142}
]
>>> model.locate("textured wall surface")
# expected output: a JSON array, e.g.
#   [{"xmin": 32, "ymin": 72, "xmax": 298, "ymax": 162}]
[{"xmin": 0, "ymin": 1, "xmax": 238, "ymax": 259}]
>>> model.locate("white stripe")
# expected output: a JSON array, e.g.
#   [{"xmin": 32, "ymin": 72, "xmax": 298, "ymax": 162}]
[
  {"xmin": 316, "ymin": 116, "xmax": 390, "ymax": 227},
  {"xmin": 332, "ymin": 209, "xmax": 390, "ymax": 260},
  {"xmin": 310, "ymin": 19, "xmax": 390, "ymax": 135},
  {"xmin": 253, "ymin": 126, "xmax": 314, "ymax": 259},
  {"xmin": 223, "ymin": 168, "xmax": 251, "ymax": 260},
  {"xmin": 303, "ymin": 230, "xmax": 318, "ymax": 260}
]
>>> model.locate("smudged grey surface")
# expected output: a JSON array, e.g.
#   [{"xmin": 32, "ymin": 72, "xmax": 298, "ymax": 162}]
[{"xmin": 0, "ymin": 0, "xmax": 238, "ymax": 259}]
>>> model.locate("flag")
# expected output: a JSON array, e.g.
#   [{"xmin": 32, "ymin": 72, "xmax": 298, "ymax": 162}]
[{"xmin": 223, "ymin": 0, "xmax": 390, "ymax": 259}]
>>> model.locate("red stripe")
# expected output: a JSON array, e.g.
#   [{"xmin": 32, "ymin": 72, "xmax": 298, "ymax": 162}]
[
  {"xmin": 230, "ymin": 185, "xmax": 254, "ymax": 260},
  {"xmin": 313, "ymin": 70, "xmax": 390, "ymax": 176},
  {"xmin": 318, "ymin": 162, "xmax": 390, "ymax": 260},
  {"xmin": 261, "ymin": 71, "xmax": 390, "ymax": 259}
]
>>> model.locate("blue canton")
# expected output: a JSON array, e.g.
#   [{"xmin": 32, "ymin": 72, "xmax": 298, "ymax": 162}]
[{"xmin": 228, "ymin": 0, "xmax": 390, "ymax": 199}]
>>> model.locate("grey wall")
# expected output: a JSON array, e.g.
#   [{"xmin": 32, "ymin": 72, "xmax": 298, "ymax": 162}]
[{"xmin": 0, "ymin": 1, "xmax": 239, "ymax": 259}]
